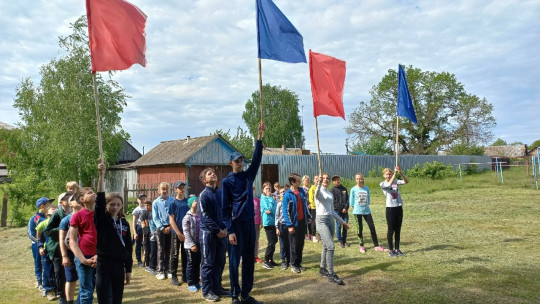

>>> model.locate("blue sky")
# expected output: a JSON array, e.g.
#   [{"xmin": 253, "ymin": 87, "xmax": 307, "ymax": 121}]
[{"xmin": 1, "ymin": 0, "xmax": 539, "ymax": 154}]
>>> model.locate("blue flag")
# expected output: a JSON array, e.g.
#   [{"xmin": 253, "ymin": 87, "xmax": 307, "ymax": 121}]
[
  {"xmin": 397, "ymin": 65, "xmax": 417, "ymax": 124},
  {"xmin": 256, "ymin": 0, "xmax": 306, "ymax": 63}
]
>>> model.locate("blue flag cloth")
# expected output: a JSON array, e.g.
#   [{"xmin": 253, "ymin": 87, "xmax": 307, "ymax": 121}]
[
  {"xmin": 256, "ymin": 0, "xmax": 306, "ymax": 63},
  {"xmin": 397, "ymin": 65, "xmax": 417, "ymax": 124}
]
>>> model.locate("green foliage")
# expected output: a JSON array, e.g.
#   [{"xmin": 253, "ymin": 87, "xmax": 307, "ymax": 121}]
[
  {"xmin": 5, "ymin": 16, "xmax": 129, "ymax": 220},
  {"xmin": 530, "ymin": 139, "xmax": 540, "ymax": 148},
  {"xmin": 351, "ymin": 136, "xmax": 392, "ymax": 155},
  {"xmin": 407, "ymin": 161, "xmax": 457, "ymax": 179},
  {"xmin": 368, "ymin": 166, "xmax": 385, "ymax": 178},
  {"xmin": 346, "ymin": 66, "xmax": 496, "ymax": 154},
  {"xmin": 449, "ymin": 143, "xmax": 485, "ymax": 155},
  {"xmin": 215, "ymin": 126, "xmax": 254, "ymax": 158},
  {"xmin": 491, "ymin": 138, "xmax": 507, "ymax": 146},
  {"xmin": 242, "ymin": 84, "xmax": 303, "ymax": 148}
]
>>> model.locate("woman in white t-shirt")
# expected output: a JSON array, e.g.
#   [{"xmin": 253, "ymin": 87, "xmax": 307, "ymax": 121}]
[{"xmin": 380, "ymin": 167, "xmax": 409, "ymax": 258}]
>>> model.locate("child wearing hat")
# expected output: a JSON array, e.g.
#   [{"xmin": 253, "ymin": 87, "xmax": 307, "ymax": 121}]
[
  {"xmin": 28, "ymin": 196, "xmax": 54, "ymax": 291},
  {"xmin": 182, "ymin": 196, "xmax": 201, "ymax": 292}
]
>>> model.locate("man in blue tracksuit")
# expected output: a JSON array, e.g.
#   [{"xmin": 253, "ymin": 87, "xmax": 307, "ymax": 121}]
[
  {"xmin": 198, "ymin": 168, "xmax": 228, "ymax": 302},
  {"xmin": 222, "ymin": 122, "xmax": 265, "ymax": 304}
]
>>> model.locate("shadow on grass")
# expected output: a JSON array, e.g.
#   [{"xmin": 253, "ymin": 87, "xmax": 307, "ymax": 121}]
[
  {"xmin": 503, "ymin": 238, "xmax": 524, "ymax": 243},
  {"xmin": 449, "ymin": 256, "xmax": 490, "ymax": 264},
  {"xmin": 407, "ymin": 244, "xmax": 462, "ymax": 254}
]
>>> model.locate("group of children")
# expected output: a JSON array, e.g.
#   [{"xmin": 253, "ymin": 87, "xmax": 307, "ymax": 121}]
[
  {"xmin": 27, "ymin": 162, "xmax": 133, "ymax": 304},
  {"xmin": 253, "ymin": 166, "xmax": 409, "ymax": 286},
  {"xmin": 27, "ymin": 134, "xmax": 409, "ymax": 303}
]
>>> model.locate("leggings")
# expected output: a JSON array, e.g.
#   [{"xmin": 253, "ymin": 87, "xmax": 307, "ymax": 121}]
[
  {"xmin": 355, "ymin": 214, "xmax": 379, "ymax": 247},
  {"xmin": 385, "ymin": 206, "xmax": 403, "ymax": 251}
]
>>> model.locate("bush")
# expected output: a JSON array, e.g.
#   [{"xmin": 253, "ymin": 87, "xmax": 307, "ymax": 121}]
[
  {"xmin": 407, "ymin": 161, "xmax": 457, "ymax": 179},
  {"xmin": 368, "ymin": 166, "xmax": 385, "ymax": 178}
]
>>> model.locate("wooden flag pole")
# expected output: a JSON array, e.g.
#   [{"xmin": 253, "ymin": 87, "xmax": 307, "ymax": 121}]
[
  {"xmin": 395, "ymin": 116, "xmax": 399, "ymax": 167},
  {"xmin": 258, "ymin": 58, "xmax": 264, "ymax": 124},
  {"xmin": 315, "ymin": 116, "xmax": 323, "ymax": 176},
  {"xmin": 92, "ymin": 73, "xmax": 104, "ymax": 163}
]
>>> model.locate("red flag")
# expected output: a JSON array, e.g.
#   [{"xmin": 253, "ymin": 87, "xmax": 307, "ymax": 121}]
[
  {"xmin": 309, "ymin": 50, "xmax": 346, "ymax": 119},
  {"xmin": 86, "ymin": 0, "xmax": 147, "ymax": 73}
]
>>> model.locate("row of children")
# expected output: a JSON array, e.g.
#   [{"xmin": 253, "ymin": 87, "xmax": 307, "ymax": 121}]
[{"xmin": 27, "ymin": 162, "xmax": 132, "ymax": 304}]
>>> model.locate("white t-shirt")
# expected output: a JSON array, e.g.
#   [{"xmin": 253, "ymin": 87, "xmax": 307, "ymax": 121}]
[{"xmin": 380, "ymin": 180, "xmax": 406, "ymax": 208}]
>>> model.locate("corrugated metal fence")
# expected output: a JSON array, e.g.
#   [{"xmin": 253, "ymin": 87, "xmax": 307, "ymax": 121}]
[{"xmin": 252, "ymin": 155, "xmax": 492, "ymax": 192}]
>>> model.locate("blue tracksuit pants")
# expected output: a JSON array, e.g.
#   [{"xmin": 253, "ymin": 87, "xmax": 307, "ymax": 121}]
[
  {"xmin": 228, "ymin": 220, "xmax": 255, "ymax": 299},
  {"xmin": 200, "ymin": 230, "xmax": 226, "ymax": 296}
]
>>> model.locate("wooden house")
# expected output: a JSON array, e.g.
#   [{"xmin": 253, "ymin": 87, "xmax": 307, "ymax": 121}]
[{"xmin": 130, "ymin": 134, "xmax": 241, "ymax": 197}]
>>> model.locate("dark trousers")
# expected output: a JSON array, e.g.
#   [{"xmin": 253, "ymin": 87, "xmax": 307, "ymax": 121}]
[
  {"xmin": 201, "ymin": 230, "xmax": 226, "ymax": 296},
  {"xmin": 170, "ymin": 234, "xmax": 187, "ymax": 282},
  {"xmin": 134, "ymin": 225, "xmax": 142, "ymax": 263},
  {"xmin": 288, "ymin": 218, "xmax": 306, "ymax": 268},
  {"xmin": 53, "ymin": 253, "xmax": 67, "ymax": 299},
  {"xmin": 277, "ymin": 223, "xmax": 290, "ymax": 264},
  {"xmin": 149, "ymin": 238, "xmax": 157, "ymax": 270},
  {"xmin": 335, "ymin": 211, "xmax": 349, "ymax": 243},
  {"xmin": 263, "ymin": 226, "xmax": 278, "ymax": 262},
  {"xmin": 96, "ymin": 257, "xmax": 125, "ymax": 304},
  {"xmin": 156, "ymin": 229, "xmax": 171, "ymax": 273},
  {"xmin": 228, "ymin": 220, "xmax": 255, "ymax": 299},
  {"xmin": 142, "ymin": 232, "xmax": 151, "ymax": 267},
  {"xmin": 355, "ymin": 214, "xmax": 379, "ymax": 246},
  {"xmin": 308, "ymin": 209, "xmax": 317, "ymax": 236},
  {"xmin": 185, "ymin": 247, "xmax": 201, "ymax": 286},
  {"xmin": 386, "ymin": 206, "xmax": 403, "ymax": 250}
]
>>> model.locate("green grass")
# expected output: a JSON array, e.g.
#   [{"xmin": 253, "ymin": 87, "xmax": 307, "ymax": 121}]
[{"xmin": 1, "ymin": 168, "xmax": 539, "ymax": 303}]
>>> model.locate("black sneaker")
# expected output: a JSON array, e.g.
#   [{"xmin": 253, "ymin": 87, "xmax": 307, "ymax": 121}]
[
  {"xmin": 214, "ymin": 287, "xmax": 229, "ymax": 297},
  {"xmin": 339, "ymin": 242, "xmax": 345, "ymax": 248},
  {"xmin": 389, "ymin": 250, "xmax": 398, "ymax": 258},
  {"xmin": 270, "ymin": 261, "xmax": 279, "ymax": 267},
  {"xmin": 203, "ymin": 291, "xmax": 219, "ymax": 302},
  {"xmin": 291, "ymin": 266, "xmax": 301, "ymax": 273},
  {"xmin": 329, "ymin": 273, "xmax": 345, "ymax": 285},
  {"xmin": 262, "ymin": 261, "xmax": 274, "ymax": 269},
  {"xmin": 137, "ymin": 261, "xmax": 144, "ymax": 268},
  {"xmin": 281, "ymin": 262, "xmax": 288, "ymax": 270},
  {"xmin": 171, "ymin": 276, "xmax": 180, "ymax": 286},
  {"xmin": 299, "ymin": 266, "xmax": 306, "ymax": 272},
  {"xmin": 319, "ymin": 267, "xmax": 329, "ymax": 278},
  {"xmin": 240, "ymin": 295, "xmax": 263, "ymax": 304},
  {"xmin": 396, "ymin": 249, "xmax": 406, "ymax": 256},
  {"xmin": 232, "ymin": 298, "xmax": 241, "ymax": 304}
]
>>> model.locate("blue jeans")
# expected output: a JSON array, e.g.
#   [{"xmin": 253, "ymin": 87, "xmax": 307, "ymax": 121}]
[
  {"xmin": 277, "ymin": 223, "xmax": 290, "ymax": 264},
  {"xmin": 75, "ymin": 255, "xmax": 96, "ymax": 304},
  {"xmin": 334, "ymin": 211, "xmax": 349, "ymax": 243},
  {"xmin": 41, "ymin": 254, "xmax": 55, "ymax": 292},
  {"xmin": 31, "ymin": 243, "xmax": 42, "ymax": 284}
]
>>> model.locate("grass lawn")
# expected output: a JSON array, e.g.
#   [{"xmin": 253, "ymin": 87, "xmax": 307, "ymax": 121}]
[{"xmin": 1, "ymin": 168, "xmax": 539, "ymax": 303}]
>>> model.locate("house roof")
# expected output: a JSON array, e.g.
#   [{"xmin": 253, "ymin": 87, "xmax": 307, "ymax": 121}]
[
  {"xmin": 130, "ymin": 134, "xmax": 237, "ymax": 167},
  {"xmin": 263, "ymin": 147, "xmax": 311, "ymax": 156},
  {"xmin": 484, "ymin": 145, "xmax": 527, "ymax": 158}
]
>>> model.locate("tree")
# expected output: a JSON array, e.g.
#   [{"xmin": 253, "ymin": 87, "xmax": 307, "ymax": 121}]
[
  {"xmin": 530, "ymin": 139, "xmax": 540, "ymax": 148},
  {"xmin": 491, "ymin": 138, "xmax": 507, "ymax": 146},
  {"xmin": 449, "ymin": 143, "xmax": 485, "ymax": 156},
  {"xmin": 350, "ymin": 136, "xmax": 392, "ymax": 155},
  {"xmin": 242, "ymin": 84, "xmax": 303, "ymax": 148},
  {"xmin": 215, "ymin": 126, "xmax": 254, "ymax": 158},
  {"xmin": 346, "ymin": 66, "xmax": 496, "ymax": 155},
  {"xmin": 7, "ymin": 16, "xmax": 128, "ymax": 204}
]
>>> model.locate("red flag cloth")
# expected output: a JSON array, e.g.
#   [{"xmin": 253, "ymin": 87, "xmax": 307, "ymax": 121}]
[
  {"xmin": 309, "ymin": 50, "xmax": 346, "ymax": 119},
  {"xmin": 86, "ymin": 0, "xmax": 147, "ymax": 73}
]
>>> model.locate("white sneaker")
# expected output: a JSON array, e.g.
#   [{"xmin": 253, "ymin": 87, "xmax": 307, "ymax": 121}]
[
  {"xmin": 312, "ymin": 236, "xmax": 318, "ymax": 243},
  {"xmin": 167, "ymin": 272, "xmax": 172, "ymax": 279},
  {"xmin": 156, "ymin": 272, "xmax": 166, "ymax": 280}
]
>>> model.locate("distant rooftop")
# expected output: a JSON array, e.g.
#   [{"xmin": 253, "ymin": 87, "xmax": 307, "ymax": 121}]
[{"xmin": 0, "ymin": 121, "xmax": 16, "ymax": 130}]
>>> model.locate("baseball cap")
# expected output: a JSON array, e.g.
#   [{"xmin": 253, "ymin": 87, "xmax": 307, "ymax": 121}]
[
  {"xmin": 229, "ymin": 151, "xmax": 244, "ymax": 162},
  {"xmin": 36, "ymin": 197, "xmax": 55, "ymax": 208},
  {"xmin": 138, "ymin": 193, "xmax": 147, "ymax": 199},
  {"xmin": 187, "ymin": 196, "xmax": 197, "ymax": 208},
  {"xmin": 58, "ymin": 192, "xmax": 74, "ymax": 203},
  {"xmin": 332, "ymin": 175, "xmax": 341, "ymax": 180},
  {"xmin": 172, "ymin": 180, "xmax": 186, "ymax": 189}
]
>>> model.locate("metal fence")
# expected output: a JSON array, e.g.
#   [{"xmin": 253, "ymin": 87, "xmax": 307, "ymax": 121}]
[{"xmin": 252, "ymin": 154, "xmax": 492, "ymax": 192}]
